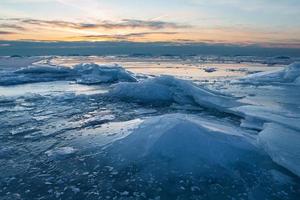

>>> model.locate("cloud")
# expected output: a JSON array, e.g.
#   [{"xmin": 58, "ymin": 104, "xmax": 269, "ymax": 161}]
[
  {"xmin": 116, "ymin": 19, "xmax": 190, "ymax": 29},
  {"xmin": 78, "ymin": 31, "xmax": 178, "ymax": 40},
  {"xmin": 0, "ymin": 31, "xmax": 15, "ymax": 35},
  {"xmin": 74, "ymin": 19, "xmax": 189, "ymax": 30},
  {"xmin": 0, "ymin": 23, "xmax": 26, "ymax": 31},
  {"xmin": 2, "ymin": 18, "xmax": 190, "ymax": 30}
]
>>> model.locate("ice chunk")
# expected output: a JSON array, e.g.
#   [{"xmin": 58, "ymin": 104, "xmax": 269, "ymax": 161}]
[
  {"xmin": 203, "ymin": 67, "xmax": 217, "ymax": 73},
  {"xmin": 101, "ymin": 114, "xmax": 299, "ymax": 197},
  {"xmin": 240, "ymin": 116, "xmax": 264, "ymax": 130},
  {"xmin": 259, "ymin": 123, "xmax": 300, "ymax": 177},
  {"xmin": 231, "ymin": 105, "xmax": 300, "ymax": 131},
  {"xmin": 106, "ymin": 114, "xmax": 260, "ymax": 171},
  {"xmin": 109, "ymin": 75, "xmax": 242, "ymax": 112},
  {"xmin": 283, "ymin": 62, "xmax": 300, "ymax": 81},
  {"xmin": 238, "ymin": 62, "xmax": 300, "ymax": 85},
  {"xmin": 0, "ymin": 63, "xmax": 136, "ymax": 85},
  {"xmin": 73, "ymin": 63, "xmax": 136, "ymax": 84},
  {"xmin": 15, "ymin": 65, "xmax": 72, "ymax": 75}
]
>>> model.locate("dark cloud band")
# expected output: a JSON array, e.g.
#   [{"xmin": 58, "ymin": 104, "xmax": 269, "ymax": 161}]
[{"xmin": 0, "ymin": 18, "xmax": 190, "ymax": 31}]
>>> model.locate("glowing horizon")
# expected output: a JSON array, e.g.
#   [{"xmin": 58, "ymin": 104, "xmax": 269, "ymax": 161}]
[{"xmin": 0, "ymin": 0, "xmax": 300, "ymax": 48}]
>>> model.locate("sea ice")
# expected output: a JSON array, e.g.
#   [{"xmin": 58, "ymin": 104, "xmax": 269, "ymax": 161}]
[{"xmin": 1, "ymin": 56, "xmax": 300, "ymax": 199}]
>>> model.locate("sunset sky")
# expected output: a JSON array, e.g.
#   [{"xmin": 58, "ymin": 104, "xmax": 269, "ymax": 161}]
[{"xmin": 1, "ymin": 0, "xmax": 300, "ymax": 47}]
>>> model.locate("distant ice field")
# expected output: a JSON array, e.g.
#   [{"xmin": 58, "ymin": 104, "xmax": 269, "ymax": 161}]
[{"xmin": 50, "ymin": 55, "xmax": 285, "ymax": 80}]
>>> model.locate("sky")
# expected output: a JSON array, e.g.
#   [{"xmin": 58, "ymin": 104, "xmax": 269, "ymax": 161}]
[{"xmin": 0, "ymin": 0, "xmax": 300, "ymax": 47}]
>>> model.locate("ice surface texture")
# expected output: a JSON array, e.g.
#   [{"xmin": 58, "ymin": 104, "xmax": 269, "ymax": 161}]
[{"xmin": 0, "ymin": 63, "xmax": 136, "ymax": 85}]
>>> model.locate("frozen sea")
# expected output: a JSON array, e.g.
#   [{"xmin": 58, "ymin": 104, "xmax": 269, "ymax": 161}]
[{"xmin": 0, "ymin": 55, "xmax": 300, "ymax": 200}]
